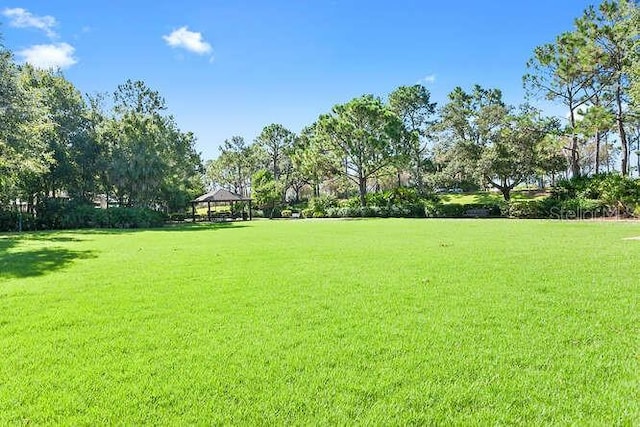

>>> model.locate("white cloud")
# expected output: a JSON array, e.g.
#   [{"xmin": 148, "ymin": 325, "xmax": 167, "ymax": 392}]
[
  {"xmin": 163, "ymin": 26, "xmax": 212, "ymax": 56},
  {"xmin": 17, "ymin": 43, "xmax": 77, "ymax": 69},
  {"xmin": 2, "ymin": 7, "xmax": 57, "ymax": 38},
  {"xmin": 419, "ymin": 74, "xmax": 437, "ymax": 84}
]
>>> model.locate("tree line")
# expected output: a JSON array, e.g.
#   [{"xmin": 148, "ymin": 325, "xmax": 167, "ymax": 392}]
[
  {"xmin": 1, "ymin": 43, "xmax": 203, "ymax": 214},
  {"xmin": 1, "ymin": 0, "xmax": 638, "ymax": 219},
  {"xmin": 207, "ymin": 0, "xmax": 639, "ymax": 207}
]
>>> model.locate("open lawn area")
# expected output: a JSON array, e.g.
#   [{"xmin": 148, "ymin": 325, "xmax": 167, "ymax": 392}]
[{"xmin": 1, "ymin": 219, "xmax": 638, "ymax": 424}]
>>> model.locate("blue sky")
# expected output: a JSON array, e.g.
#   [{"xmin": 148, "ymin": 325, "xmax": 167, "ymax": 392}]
[{"xmin": 2, "ymin": 0, "xmax": 594, "ymax": 161}]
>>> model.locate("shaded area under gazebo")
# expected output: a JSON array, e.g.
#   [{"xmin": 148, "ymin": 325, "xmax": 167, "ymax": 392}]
[{"xmin": 191, "ymin": 189, "xmax": 252, "ymax": 221}]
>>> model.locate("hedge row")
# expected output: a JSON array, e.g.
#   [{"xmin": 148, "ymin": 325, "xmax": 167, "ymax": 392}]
[
  {"xmin": 297, "ymin": 198, "xmax": 631, "ymax": 220},
  {"xmin": 0, "ymin": 202, "xmax": 166, "ymax": 232}
]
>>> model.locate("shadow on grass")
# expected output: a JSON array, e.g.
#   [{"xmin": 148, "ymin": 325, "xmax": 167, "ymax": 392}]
[
  {"xmin": 69, "ymin": 221, "xmax": 250, "ymax": 236},
  {"xmin": 0, "ymin": 237, "xmax": 96, "ymax": 279},
  {"xmin": 0, "ymin": 222, "xmax": 249, "ymax": 279}
]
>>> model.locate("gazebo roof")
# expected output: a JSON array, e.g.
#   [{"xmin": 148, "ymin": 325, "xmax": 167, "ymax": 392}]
[{"xmin": 192, "ymin": 189, "xmax": 251, "ymax": 203}]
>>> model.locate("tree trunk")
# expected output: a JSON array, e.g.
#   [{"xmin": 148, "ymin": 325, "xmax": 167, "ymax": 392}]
[
  {"xmin": 615, "ymin": 84, "xmax": 628, "ymax": 176},
  {"xmin": 358, "ymin": 177, "xmax": 367, "ymax": 207},
  {"xmin": 272, "ymin": 149, "xmax": 279, "ymax": 181},
  {"xmin": 501, "ymin": 187, "xmax": 511, "ymax": 201},
  {"xmin": 569, "ymin": 108, "xmax": 580, "ymax": 178},
  {"xmin": 595, "ymin": 131, "xmax": 601, "ymax": 175},
  {"xmin": 413, "ymin": 147, "xmax": 423, "ymax": 193}
]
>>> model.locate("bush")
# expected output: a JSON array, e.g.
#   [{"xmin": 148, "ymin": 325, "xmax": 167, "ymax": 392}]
[
  {"xmin": 308, "ymin": 195, "xmax": 337, "ymax": 216},
  {"xmin": 423, "ymin": 202, "xmax": 504, "ymax": 218},
  {"xmin": 168, "ymin": 212, "xmax": 188, "ymax": 221},
  {"xmin": 556, "ymin": 198, "xmax": 605, "ymax": 219},
  {"xmin": 553, "ymin": 173, "xmax": 640, "ymax": 211},
  {"xmin": 281, "ymin": 209, "xmax": 292, "ymax": 218},
  {"xmin": 424, "ymin": 201, "xmax": 439, "ymax": 218},
  {"xmin": 301, "ymin": 208, "xmax": 314, "ymax": 219},
  {"xmin": 0, "ymin": 209, "xmax": 19, "ymax": 232},
  {"xmin": 35, "ymin": 198, "xmax": 95, "ymax": 229},
  {"xmin": 326, "ymin": 207, "xmax": 340, "ymax": 218},
  {"xmin": 507, "ymin": 200, "xmax": 548, "ymax": 219},
  {"xmin": 342, "ymin": 197, "xmax": 363, "ymax": 209},
  {"xmin": 103, "ymin": 207, "xmax": 166, "ymax": 228},
  {"xmin": 340, "ymin": 189, "xmax": 428, "ymax": 218},
  {"xmin": 595, "ymin": 174, "xmax": 640, "ymax": 209},
  {"xmin": 365, "ymin": 192, "xmax": 387, "ymax": 207},
  {"xmin": 32, "ymin": 198, "xmax": 166, "ymax": 230}
]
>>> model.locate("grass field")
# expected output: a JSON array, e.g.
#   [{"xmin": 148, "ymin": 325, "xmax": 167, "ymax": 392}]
[{"xmin": 1, "ymin": 219, "xmax": 638, "ymax": 424}]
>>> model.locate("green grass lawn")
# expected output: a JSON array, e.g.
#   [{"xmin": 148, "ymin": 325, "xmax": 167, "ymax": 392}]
[
  {"xmin": 439, "ymin": 190, "xmax": 548, "ymax": 204},
  {"xmin": 1, "ymin": 219, "xmax": 638, "ymax": 424}
]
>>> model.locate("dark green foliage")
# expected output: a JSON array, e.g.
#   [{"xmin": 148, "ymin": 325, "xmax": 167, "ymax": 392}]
[
  {"xmin": 507, "ymin": 197, "xmax": 608, "ymax": 219},
  {"xmin": 309, "ymin": 189, "xmax": 429, "ymax": 218},
  {"xmin": 168, "ymin": 212, "xmax": 188, "ymax": 222},
  {"xmin": 552, "ymin": 173, "xmax": 640, "ymax": 213},
  {"xmin": 33, "ymin": 198, "xmax": 165, "ymax": 230},
  {"xmin": 506, "ymin": 200, "xmax": 550, "ymax": 218},
  {"xmin": 102, "ymin": 207, "xmax": 166, "ymax": 229},
  {"xmin": 308, "ymin": 195, "xmax": 338, "ymax": 215},
  {"xmin": 340, "ymin": 188, "xmax": 429, "ymax": 218},
  {"xmin": 0, "ymin": 209, "xmax": 24, "ymax": 232},
  {"xmin": 252, "ymin": 170, "xmax": 281, "ymax": 218},
  {"xmin": 424, "ymin": 202, "xmax": 504, "ymax": 218}
]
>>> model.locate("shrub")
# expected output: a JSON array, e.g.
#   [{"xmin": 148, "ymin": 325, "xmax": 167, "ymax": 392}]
[
  {"xmin": 553, "ymin": 174, "xmax": 640, "ymax": 213},
  {"xmin": 0, "ymin": 209, "xmax": 19, "ymax": 232},
  {"xmin": 281, "ymin": 209, "xmax": 292, "ymax": 218},
  {"xmin": 33, "ymin": 198, "xmax": 167, "ymax": 230},
  {"xmin": 308, "ymin": 195, "xmax": 338, "ymax": 216},
  {"xmin": 424, "ymin": 201, "xmax": 439, "ymax": 218},
  {"xmin": 343, "ymin": 197, "xmax": 363, "ymax": 209},
  {"xmin": 365, "ymin": 192, "xmax": 387, "ymax": 207},
  {"xmin": 301, "ymin": 208, "xmax": 314, "ymax": 218},
  {"xmin": 337, "ymin": 189, "xmax": 427, "ymax": 218},
  {"xmin": 105, "ymin": 207, "xmax": 165, "ymax": 228},
  {"xmin": 507, "ymin": 200, "xmax": 548, "ymax": 219},
  {"xmin": 557, "ymin": 198, "xmax": 605, "ymax": 219},
  {"xmin": 423, "ymin": 202, "xmax": 504, "ymax": 218},
  {"xmin": 168, "ymin": 213, "xmax": 188, "ymax": 221},
  {"xmin": 326, "ymin": 207, "xmax": 341, "ymax": 218},
  {"xmin": 595, "ymin": 174, "xmax": 640, "ymax": 209},
  {"xmin": 434, "ymin": 204, "xmax": 467, "ymax": 218}
]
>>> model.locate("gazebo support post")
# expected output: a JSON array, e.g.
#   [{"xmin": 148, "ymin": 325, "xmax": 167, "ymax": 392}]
[
  {"xmin": 207, "ymin": 201, "xmax": 211, "ymax": 221},
  {"xmin": 191, "ymin": 203, "xmax": 196, "ymax": 222}
]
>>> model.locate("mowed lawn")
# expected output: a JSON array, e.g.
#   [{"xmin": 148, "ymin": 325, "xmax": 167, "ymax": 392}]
[{"xmin": 0, "ymin": 219, "xmax": 638, "ymax": 424}]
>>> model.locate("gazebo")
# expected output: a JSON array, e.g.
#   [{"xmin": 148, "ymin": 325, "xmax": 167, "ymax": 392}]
[{"xmin": 191, "ymin": 189, "xmax": 252, "ymax": 221}]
